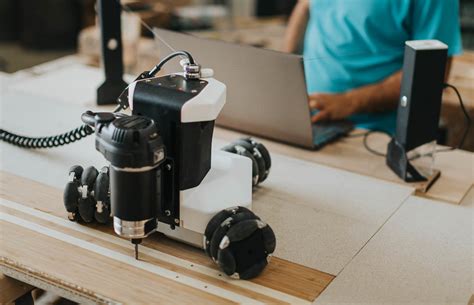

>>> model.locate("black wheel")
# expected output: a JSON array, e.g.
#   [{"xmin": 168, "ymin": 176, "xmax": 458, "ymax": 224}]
[
  {"xmin": 78, "ymin": 196, "xmax": 96, "ymax": 223},
  {"xmin": 216, "ymin": 219, "xmax": 276, "ymax": 279},
  {"xmin": 204, "ymin": 206, "xmax": 256, "ymax": 257},
  {"xmin": 234, "ymin": 139, "xmax": 267, "ymax": 184},
  {"xmin": 81, "ymin": 166, "xmax": 98, "ymax": 189},
  {"xmin": 241, "ymin": 138, "xmax": 271, "ymax": 182},
  {"xmin": 63, "ymin": 181, "xmax": 80, "ymax": 221},
  {"xmin": 222, "ymin": 138, "xmax": 272, "ymax": 187},
  {"xmin": 208, "ymin": 210, "xmax": 258, "ymax": 261}
]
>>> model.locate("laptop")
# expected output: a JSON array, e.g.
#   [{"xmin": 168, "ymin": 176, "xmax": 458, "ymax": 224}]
[{"xmin": 156, "ymin": 29, "xmax": 353, "ymax": 149}]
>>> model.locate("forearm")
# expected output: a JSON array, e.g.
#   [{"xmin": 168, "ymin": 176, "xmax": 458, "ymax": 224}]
[
  {"xmin": 347, "ymin": 71, "xmax": 402, "ymax": 114},
  {"xmin": 347, "ymin": 58, "xmax": 454, "ymax": 114},
  {"xmin": 282, "ymin": 0, "xmax": 310, "ymax": 53}
]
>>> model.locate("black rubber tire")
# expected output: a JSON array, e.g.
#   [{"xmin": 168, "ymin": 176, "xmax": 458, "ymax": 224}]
[
  {"xmin": 78, "ymin": 196, "xmax": 96, "ymax": 223},
  {"xmin": 204, "ymin": 206, "xmax": 256, "ymax": 257},
  {"xmin": 94, "ymin": 167, "xmax": 110, "ymax": 202},
  {"xmin": 208, "ymin": 210, "xmax": 258, "ymax": 261},
  {"xmin": 68, "ymin": 165, "xmax": 83, "ymax": 181},
  {"xmin": 94, "ymin": 201, "xmax": 110, "ymax": 224},
  {"xmin": 234, "ymin": 139, "xmax": 266, "ymax": 184},
  {"xmin": 63, "ymin": 181, "xmax": 80, "ymax": 213},
  {"xmin": 216, "ymin": 219, "xmax": 276, "ymax": 280},
  {"xmin": 242, "ymin": 138, "xmax": 271, "ymax": 182},
  {"xmin": 81, "ymin": 166, "xmax": 98, "ymax": 188}
]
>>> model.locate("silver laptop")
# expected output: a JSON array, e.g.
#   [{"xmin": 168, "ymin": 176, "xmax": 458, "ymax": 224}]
[{"xmin": 156, "ymin": 29, "xmax": 353, "ymax": 149}]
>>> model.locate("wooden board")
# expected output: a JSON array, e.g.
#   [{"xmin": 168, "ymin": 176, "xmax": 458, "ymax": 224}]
[
  {"xmin": 214, "ymin": 128, "xmax": 474, "ymax": 205},
  {"xmin": 0, "ymin": 172, "xmax": 333, "ymax": 304},
  {"xmin": 313, "ymin": 196, "xmax": 473, "ymax": 304}
]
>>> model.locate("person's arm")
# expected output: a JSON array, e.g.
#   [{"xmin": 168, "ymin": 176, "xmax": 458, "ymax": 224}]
[
  {"xmin": 282, "ymin": 0, "xmax": 310, "ymax": 53},
  {"xmin": 310, "ymin": 58, "xmax": 453, "ymax": 123}
]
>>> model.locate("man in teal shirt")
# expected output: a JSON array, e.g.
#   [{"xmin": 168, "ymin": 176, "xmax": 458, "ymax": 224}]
[{"xmin": 283, "ymin": 0, "xmax": 463, "ymax": 134}]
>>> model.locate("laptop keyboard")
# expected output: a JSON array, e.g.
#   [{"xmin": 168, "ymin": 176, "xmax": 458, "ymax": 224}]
[{"xmin": 312, "ymin": 121, "xmax": 354, "ymax": 148}]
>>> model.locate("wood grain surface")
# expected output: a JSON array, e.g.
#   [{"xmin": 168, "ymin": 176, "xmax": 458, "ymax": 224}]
[{"xmin": 0, "ymin": 171, "xmax": 334, "ymax": 304}]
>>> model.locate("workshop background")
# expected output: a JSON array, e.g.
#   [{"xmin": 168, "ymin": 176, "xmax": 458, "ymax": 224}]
[{"xmin": 0, "ymin": 0, "xmax": 473, "ymax": 151}]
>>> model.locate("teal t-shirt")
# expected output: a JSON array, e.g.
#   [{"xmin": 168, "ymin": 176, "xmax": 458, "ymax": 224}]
[{"xmin": 303, "ymin": 0, "xmax": 463, "ymax": 134}]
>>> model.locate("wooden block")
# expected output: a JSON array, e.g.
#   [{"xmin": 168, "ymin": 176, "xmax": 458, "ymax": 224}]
[
  {"xmin": 0, "ymin": 273, "xmax": 34, "ymax": 304},
  {"xmin": 0, "ymin": 172, "xmax": 333, "ymax": 304}
]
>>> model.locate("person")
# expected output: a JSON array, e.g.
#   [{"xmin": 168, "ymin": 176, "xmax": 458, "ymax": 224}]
[{"xmin": 283, "ymin": 0, "xmax": 463, "ymax": 134}]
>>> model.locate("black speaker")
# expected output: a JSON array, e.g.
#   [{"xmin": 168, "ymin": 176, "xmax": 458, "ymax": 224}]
[{"xmin": 387, "ymin": 40, "xmax": 448, "ymax": 182}]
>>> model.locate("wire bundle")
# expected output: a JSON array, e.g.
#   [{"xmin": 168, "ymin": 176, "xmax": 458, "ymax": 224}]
[{"xmin": 0, "ymin": 125, "xmax": 93, "ymax": 149}]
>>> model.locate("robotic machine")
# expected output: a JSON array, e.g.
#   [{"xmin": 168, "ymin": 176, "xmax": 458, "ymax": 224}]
[{"xmin": 62, "ymin": 51, "xmax": 276, "ymax": 280}]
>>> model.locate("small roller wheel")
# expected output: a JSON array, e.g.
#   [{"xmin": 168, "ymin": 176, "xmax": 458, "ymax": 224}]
[
  {"xmin": 241, "ymin": 138, "xmax": 271, "ymax": 182},
  {"xmin": 78, "ymin": 196, "xmax": 96, "ymax": 223},
  {"xmin": 81, "ymin": 166, "xmax": 98, "ymax": 189},
  {"xmin": 234, "ymin": 139, "xmax": 266, "ymax": 184},
  {"xmin": 63, "ymin": 181, "xmax": 80, "ymax": 221},
  {"xmin": 94, "ymin": 166, "xmax": 111, "ymax": 224},
  {"xmin": 94, "ymin": 166, "xmax": 110, "ymax": 202},
  {"xmin": 204, "ymin": 206, "xmax": 256, "ymax": 257},
  {"xmin": 94, "ymin": 200, "xmax": 111, "ymax": 224},
  {"xmin": 68, "ymin": 165, "xmax": 83, "ymax": 182},
  {"xmin": 217, "ymin": 219, "xmax": 276, "ymax": 280}
]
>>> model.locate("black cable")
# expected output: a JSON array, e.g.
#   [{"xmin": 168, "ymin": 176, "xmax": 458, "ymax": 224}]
[
  {"xmin": 0, "ymin": 52, "xmax": 193, "ymax": 150},
  {"xmin": 444, "ymin": 83, "xmax": 471, "ymax": 150},
  {"xmin": 362, "ymin": 83, "xmax": 470, "ymax": 159},
  {"xmin": 0, "ymin": 125, "xmax": 94, "ymax": 149},
  {"xmin": 148, "ymin": 50, "xmax": 195, "ymax": 77},
  {"xmin": 362, "ymin": 130, "xmax": 390, "ymax": 157},
  {"xmin": 0, "ymin": 105, "xmax": 123, "ymax": 149}
]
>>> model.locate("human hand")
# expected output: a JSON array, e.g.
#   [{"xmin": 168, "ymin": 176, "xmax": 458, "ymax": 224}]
[{"xmin": 308, "ymin": 92, "xmax": 358, "ymax": 123}]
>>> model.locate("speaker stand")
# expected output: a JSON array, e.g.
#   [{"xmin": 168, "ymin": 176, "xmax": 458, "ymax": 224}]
[{"xmin": 386, "ymin": 138, "xmax": 441, "ymax": 193}]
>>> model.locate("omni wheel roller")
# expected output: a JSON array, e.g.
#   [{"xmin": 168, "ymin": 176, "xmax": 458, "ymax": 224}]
[
  {"xmin": 204, "ymin": 206, "xmax": 257, "ymax": 258},
  {"xmin": 233, "ymin": 139, "xmax": 267, "ymax": 184},
  {"xmin": 241, "ymin": 138, "xmax": 271, "ymax": 182},
  {"xmin": 208, "ymin": 210, "xmax": 259, "ymax": 262},
  {"xmin": 94, "ymin": 166, "xmax": 111, "ymax": 224},
  {"xmin": 217, "ymin": 218, "xmax": 276, "ymax": 280}
]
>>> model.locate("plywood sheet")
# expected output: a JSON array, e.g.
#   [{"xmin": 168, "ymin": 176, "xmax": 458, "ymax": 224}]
[
  {"xmin": 214, "ymin": 128, "xmax": 474, "ymax": 205},
  {"xmin": 0, "ymin": 172, "xmax": 333, "ymax": 304},
  {"xmin": 313, "ymin": 196, "xmax": 473, "ymax": 304}
]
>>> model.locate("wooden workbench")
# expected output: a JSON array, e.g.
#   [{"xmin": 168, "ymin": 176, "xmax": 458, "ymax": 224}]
[
  {"xmin": 1, "ymin": 57, "xmax": 472, "ymax": 303},
  {"xmin": 0, "ymin": 172, "xmax": 333, "ymax": 304}
]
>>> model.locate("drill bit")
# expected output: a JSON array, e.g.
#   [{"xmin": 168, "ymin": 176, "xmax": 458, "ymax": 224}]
[{"xmin": 131, "ymin": 238, "xmax": 142, "ymax": 260}]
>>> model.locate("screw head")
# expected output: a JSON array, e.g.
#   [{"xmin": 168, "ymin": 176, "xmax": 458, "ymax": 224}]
[
  {"xmin": 165, "ymin": 210, "xmax": 171, "ymax": 216},
  {"xmin": 401, "ymin": 96, "xmax": 408, "ymax": 107}
]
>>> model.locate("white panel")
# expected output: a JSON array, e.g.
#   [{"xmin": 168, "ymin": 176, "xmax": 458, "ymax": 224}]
[{"xmin": 180, "ymin": 150, "xmax": 252, "ymax": 234}]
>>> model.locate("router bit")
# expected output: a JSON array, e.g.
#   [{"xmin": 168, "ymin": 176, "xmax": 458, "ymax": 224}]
[{"xmin": 132, "ymin": 238, "xmax": 142, "ymax": 260}]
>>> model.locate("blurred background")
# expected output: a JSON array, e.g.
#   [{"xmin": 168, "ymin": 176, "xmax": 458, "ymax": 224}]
[
  {"xmin": 0, "ymin": 0, "xmax": 472, "ymax": 73},
  {"xmin": 0, "ymin": 0, "xmax": 473, "ymax": 151}
]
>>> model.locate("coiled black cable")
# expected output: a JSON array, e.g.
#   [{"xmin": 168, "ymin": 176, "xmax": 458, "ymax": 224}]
[
  {"xmin": 0, "ymin": 125, "xmax": 94, "ymax": 149},
  {"xmin": 0, "ymin": 51, "xmax": 194, "ymax": 150}
]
